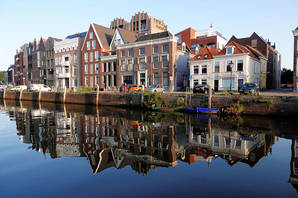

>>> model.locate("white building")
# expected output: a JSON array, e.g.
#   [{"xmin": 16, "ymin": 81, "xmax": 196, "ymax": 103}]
[
  {"xmin": 189, "ymin": 41, "xmax": 263, "ymax": 91},
  {"xmin": 54, "ymin": 33, "xmax": 85, "ymax": 89}
]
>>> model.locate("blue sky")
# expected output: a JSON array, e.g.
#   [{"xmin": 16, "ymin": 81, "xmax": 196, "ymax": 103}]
[{"xmin": 0, "ymin": 0, "xmax": 297, "ymax": 70}]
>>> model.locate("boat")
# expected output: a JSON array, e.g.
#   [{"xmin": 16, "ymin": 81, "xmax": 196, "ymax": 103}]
[{"xmin": 185, "ymin": 107, "xmax": 219, "ymax": 114}]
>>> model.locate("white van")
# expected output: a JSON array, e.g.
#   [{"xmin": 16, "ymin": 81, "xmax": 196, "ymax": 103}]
[{"xmin": 30, "ymin": 84, "xmax": 51, "ymax": 92}]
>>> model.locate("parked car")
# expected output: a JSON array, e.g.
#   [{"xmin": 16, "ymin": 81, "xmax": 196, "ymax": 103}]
[
  {"xmin": 11, "ymin": 85, "xmax": 27, "ymax": 91},
  {"xmin": 239, "ymin": 83, "xmax": 259, "ymax": 95},
  {"xmin": 146, "ymin": 84, "xmax": 165, "ymax": 92},
  {"xmin": 193, "ymin": 84, "xmax": 213, "ymax": 94},
  {"xmin": 128, "ymin": 84, "xmax": 145, "ymax": 92},
  {"xmin": 30, "ymin": 84, "xmax": 51, "ymax": 92}
]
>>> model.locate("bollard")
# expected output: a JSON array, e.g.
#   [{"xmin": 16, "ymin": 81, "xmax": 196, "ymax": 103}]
[
  {"xmin": 208, "ymin": 84, "xmax": 212, "ymax": 109},
  {"xmin": 20, "ymin": 88, "xmax": 23, "ymax": 101},
  {"xmin": 96, "ymin": 86, "xmax": 99, "ymax": 106},
  {"xmin": 38, "ymin": 88, "xmax": 42, "ymax": 103}
]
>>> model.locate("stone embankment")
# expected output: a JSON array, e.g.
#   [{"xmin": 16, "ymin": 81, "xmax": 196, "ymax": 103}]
[{"xmin": 1, "ymin": 90, "xmax": 298, "ymax": 116}]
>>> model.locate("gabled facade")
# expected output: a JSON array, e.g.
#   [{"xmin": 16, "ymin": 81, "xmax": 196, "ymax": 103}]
[
  {"xmin": 189, "ymin": 41, "xmax": 263, "ymax": 91},
  {"xmin": 293, "ymin": 27, "xmax": 298, "ymax": 91},
  {"xmin": 31, "ymin": 38, "xmax": 47, "ymax": 84},
  {"xmin": 81, "ymin": 23, "xmax": 114, "ymax": 88},
  {"xmin": 14, "ymin": 46, "xmax": 25, "ymax": 85},
  {"xmin": 229, "ymin": 32, "xmax": 281, "ymax": 89}
]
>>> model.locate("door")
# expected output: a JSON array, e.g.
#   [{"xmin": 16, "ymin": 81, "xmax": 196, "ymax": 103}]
[
  {"xmin": 238, "ymin": 79, "xmax": 243, "ymax": 91},
  {"xmin": 214, "ymin": 80, "xmax": 219, "ymax": 92}
]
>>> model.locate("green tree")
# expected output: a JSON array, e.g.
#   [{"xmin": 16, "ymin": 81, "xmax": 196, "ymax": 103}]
[{"xmin": 281, "ymin": 68, "xmax": 293, "ymax": 85}]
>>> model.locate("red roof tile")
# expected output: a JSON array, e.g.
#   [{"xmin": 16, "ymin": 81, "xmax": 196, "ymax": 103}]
[{"xmin": 191, "ymin": 46, "xmax": 220, "ymax": 61}]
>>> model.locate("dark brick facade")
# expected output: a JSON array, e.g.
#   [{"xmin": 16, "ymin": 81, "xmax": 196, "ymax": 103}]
[{"xmin": 14, "ymin": 50, "xmax": 24, "ymax": 85}]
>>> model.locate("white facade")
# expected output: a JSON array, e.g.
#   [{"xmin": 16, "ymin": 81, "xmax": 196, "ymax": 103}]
[
  {"xmin": 189, "ymin": 53, "xmax": 261, "ymax": 91},
  {"xmin": 194, "ymin": 25, "xmax": 227, "ymax": 49},
  {"xmin": 54, "ymin": 37, "xmax": 82, "ymax": 89}
]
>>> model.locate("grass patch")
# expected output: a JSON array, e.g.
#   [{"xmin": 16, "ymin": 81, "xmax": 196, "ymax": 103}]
[{"xmin": 74, "ymin": 87, "xmax": 93, "ymax": 93}]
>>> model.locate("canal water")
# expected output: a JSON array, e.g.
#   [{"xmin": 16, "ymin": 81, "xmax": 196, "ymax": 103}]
[{"xmin": 0, "ymin": 100, "xmax": 297, "ymax": 198}]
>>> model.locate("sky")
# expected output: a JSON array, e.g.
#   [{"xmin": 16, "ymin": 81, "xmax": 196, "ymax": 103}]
[{"xmin": 0, "ymin": 0, "xmax": 297, "ymax": 71}]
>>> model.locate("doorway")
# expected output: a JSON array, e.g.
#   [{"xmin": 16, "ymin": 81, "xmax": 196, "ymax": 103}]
[{"xmin": 214, "ymin": 80, "xmax": 219, "ymax": 92}]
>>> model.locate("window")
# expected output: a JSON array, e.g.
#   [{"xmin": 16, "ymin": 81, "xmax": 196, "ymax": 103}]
[
  {"xmin": 129, "ymin": 48, "xmax": 134, "ymax": 57},
  {"xmin": 162, "ymin": 55, "xmax": 168, "ymax": 68},
  {"xmin": 194, "ymin": 66, "xmax": 199, "ymax": 74},
  {"xmin": 92, "ymin": 40, "xmax": 96, "ymax": 49},
  {"xmin": 194, "ymin": 79, "xmax": 199, "ymax": 86},
  {"xmin": 251, "ymin": 39, "xmax": 257, "ymax": 48},
  {"xmin": 235, "ymin": 140, "xmax": 242, "ymax": 149},
  {"xmin": 95, "ymin": 63, "xmax": 99, "ymax": 73},
  {"xmin": 202, "ymin": 65, "xmax": 207, "ymax": 74},
  {"xmin": 163, "ymin": 44, "xmax": 169, "ymax": 53},
  {"xmin": 90, "ymin": 64, "xmax": 93, "ymax": 74},
  {"xmin": 225, "ymin": 137, "xmax": 231, "ymax": 148},
  {"xmin": 96, "ymin": 76, "xmax": 99, "ymax": 86},
  {"xmin": 202, "ymin": 79, "xmax": 207, "ymax": 84},
  {"xmin": 237, "ymin": 60, "xmax": 243, "ymax": 71},
  {"xmin": 95, "ymin": 51, "xmax": 99, "ymax": 61},
  {"xmin": 215, "ymin": 62, "xmax": 220, "ymax": 73},
  {"xmin": 222, "ymin": 78, "xmax": 235, "ymax": 88},
  {"xmin": 113, "ymin": 61, "xmax": 117, "ymax": 72},
  {"xmin": 73, "ymin": 66, "xmax": 77, "ymax": 76},
  {"xmin": 90, "ymin": 32, "xmax": 93, "ymax": 39},
  {"xmin": 121, "ymin": 60, "xmax": 126, "ymax": 71},
  {"xmin": 139, "ymin": 48, "xmax": 145, "ymax": 55},
  {"xmin": 214, "ymin": 135, "xmax": 219, "ymax": 147},
  {"xmin": 85, "ymin": 77, "xmax": 89, "ymax": 87},
  {"xmin": 154, "ymin": 46, "xmax": 158, "ymax": 54},
  {"xmin": 84, "ymin": 53, "xmax": 88, "ymax": 62},
  {"xmin": 87, "ymin": 41, "xmax": 91, "ymax": 50},
  {"xmin": 103, "ymin": 63, "xmax": 106, "ymax": 72},
  {"xmin": 65, "ymin": 57, "xmax": 69, "ymax": 62},
  {"xmin": 197, "ymin": 55, "xmax": 201, "ymax": 59},
  {"xmin": 154, "ymin": 73, "xmax": 159, "ymax": 85},
  {"xmin": 177, "ymin": 34, "xmax": 181, "ymax": 44},
  {"xmin": 85, "ymin": 64, "xmax": 88, "ymax": 73},
  {"xmin": 128, "ymin": 59, "xmax": 133, "ymax": 71},
  {"xmin": 139, "ymin": 57, "xmax": 146, "ymax": 70},
  {"xmin": 204, "ymin": 54, "xmax": 208, "ymax": 59},
  {"xmin": 90, "ymin": 52, "xmax": 93, "ymax": 62},
  {"xmin": 192, "ymin": 44, "xmax": 198, "ymax": 49},
  {"xmin": 108, "ymin": 62, "xmax": 111, "ymax": 72},
  {"xmin": 163, "ymin": 72, "xmax": 169, "ymax": 87},
  {"xmin": 121, "ymin": 50, "xmax": 126, "ymax": 57},
  {"xmin": 113, "ymin": 74, "xmax": 117, "ymax": 86},
  {"xmin": 226, "ymin": 46, "xmax": 233, "ymax": 55},
  {"xmin": 153, "ymin": 56, "xmax": 159, "ymax": 69}
]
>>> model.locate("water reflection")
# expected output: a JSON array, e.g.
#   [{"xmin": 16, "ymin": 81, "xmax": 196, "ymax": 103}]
[{"xmin": 3, "ymin": 101, "xmax": 282, "ymax": 176}]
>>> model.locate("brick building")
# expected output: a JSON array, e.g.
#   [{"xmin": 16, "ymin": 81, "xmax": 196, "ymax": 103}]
[
  {"xmin": 293, "ymin": 27, "xmax": 298, "ymax": 91},
  {"xmin": 31, "ymin": 38, "xmax": 47, "ymax": 84},
  {"xmin": 175, "ymin": 25, "xmax": 227, "ymax": 51},
  {"xmin": 229, "ymin": 32, "xmax": 281, "ymax": 89},
  {"xmin": 117, "ymin": 31, "xmax": 178, "ymax": 90},
  {"xmin": 45, "ymin": 37, "xmax": 61, "ymax": 87},
  {"xmin": 14, "ymin": 46, "xmax": 25, "ymax": 85},
  {"xmin": 110, "ymin": 11, "xmax": 168, "ymax": 34},
  {"xmin": 81, "ymin": 23, "xmax": 138, "ymax": 89}
]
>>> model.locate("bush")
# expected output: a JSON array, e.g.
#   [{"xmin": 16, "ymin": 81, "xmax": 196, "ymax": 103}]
[{"xmin": 75, "ymin": 87, "xmax": 93, "ymax": 93}]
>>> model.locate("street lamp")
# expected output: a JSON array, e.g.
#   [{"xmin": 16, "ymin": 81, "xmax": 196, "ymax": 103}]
[{"xmin": 228, "ymin": 61, "xmax": 234, "ymax": 92}]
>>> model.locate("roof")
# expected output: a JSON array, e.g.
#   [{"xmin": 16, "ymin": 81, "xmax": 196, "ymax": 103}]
[
  {"xmin": 191, "ymin": 46, "xmax": 220, "ymax": 61},
  {"xmin": 117, "ymin": 28, "xmax": 139, "ymax": 43},
  {"xmin": 218, "ymin": 41, "xmax": 259, "ymax": 59},
  {"xmin": 92, "ymin": 23, "xmax": 115, "ymax": 49},
  {"xmin": 136, "ymin": 31, "xmax": 172, "ymax": 42},
  {"xmin": 296, "ymin": 26, "xmax": 298, "ymax": 30},
  {"xmin": 65, "ymin": 32, "xmax": 87, "ymax": 39},
  {"xmin": 245, "ymin": 45, "xmax": 266, "ymax": 59}
]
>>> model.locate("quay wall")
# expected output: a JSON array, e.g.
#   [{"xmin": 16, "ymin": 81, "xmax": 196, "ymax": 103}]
[{"xmin": 1, "ymin": 91, "xmax": 298, "ymax": 116}]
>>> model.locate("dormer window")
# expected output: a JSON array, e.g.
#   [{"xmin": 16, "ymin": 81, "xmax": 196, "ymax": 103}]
[
  {"xmin": 226, "ymin": 46, "xmax": 234, "ymax": 55},
  {"xmin": 204, "ymin": 54, "xmax": 208, "ymax": 59},
  {"xmin": 90, "ymin": 32, "xmax": 93, "ymax": 39},
  {"xmin": 197, "ymin": 55, "xmax": 201, "ymax": 59}
]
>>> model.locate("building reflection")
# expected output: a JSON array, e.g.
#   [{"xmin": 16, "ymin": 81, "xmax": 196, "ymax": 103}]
[
  {"xmin": 289, "ymin": 139, "xmax": 298, "ymax": 191},
  {"xmin": 9, "ymin": 105, "xmax": 278, "ymax": 176}
]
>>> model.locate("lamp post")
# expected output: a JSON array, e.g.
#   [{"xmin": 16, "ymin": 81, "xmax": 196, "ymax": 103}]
[{"xmin": 229, "ymin": 61, "xmax": 234, "ymax": 92}]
